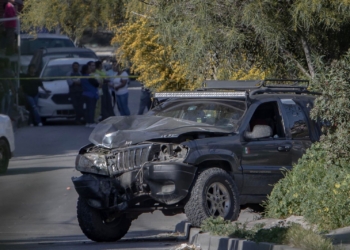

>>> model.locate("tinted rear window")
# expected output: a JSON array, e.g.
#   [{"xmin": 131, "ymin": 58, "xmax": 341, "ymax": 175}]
[
  {"xmin": 21, "ymin": 38, "xmax": 75, "ymax": 55},
  {"xmin": 282, "ymin": 103, "xmax": 310, "ymax": 139}
]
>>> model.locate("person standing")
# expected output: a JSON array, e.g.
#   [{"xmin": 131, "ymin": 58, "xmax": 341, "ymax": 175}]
[
  {"xmin": 94, "ymin": 61, "xmax": 106, "ymax": 84},
  {"xmin": 81, "ymin": 64, "xmax": 99, "ymax": 128},
  {"xmin": 112, "ymin": 62, "xmax": 130, "ymax": 116},
  {"xmin": 96, "ymin": 61, "xmax": 114, "ymax": 120},
  {"xmin": 137, "ymin": 84, "xmax": 152, "ymax": 115},
  {"xmin": 0, "ymin": 58, "xmax": 10, "ymax": 115},
  {"xmin": 20, "ymin": 64, "xmax": 51, "ymax": 126},
  {"xmin": 87, "ymin": 60, "xmax": 102, "ymax": 122},
  {"xmin": 0, "ymin": 58, "xmax": 15, "ymax": 116},
  {"xmin": 106, "ymin": 61, "xmax": 118, "ymax": 112},
  {"xmin": 3, "ymin": 0, "xmax": 17, "ymax": 55},
  {"xmin": 67, "ymin": 62, "xmax": 84, "ymax": 124}
]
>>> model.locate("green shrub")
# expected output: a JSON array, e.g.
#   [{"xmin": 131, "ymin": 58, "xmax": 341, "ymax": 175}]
[
  {"xmin": 285, "ymin": 224, "xmax": 335, "ymax": 250},
  {"xmin": 265, "ymin": 143, "xmax": 350, "ymax": 230},
  {"xmin": 265, "ymin": 51, "xmax": 350, "ymax": 230}
]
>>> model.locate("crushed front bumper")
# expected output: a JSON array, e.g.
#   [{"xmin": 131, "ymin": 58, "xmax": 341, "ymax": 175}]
[
  {"xmin": 72, "ymin": 162, "xmax": 197, "ymax": 210},
  {"xmin": 142, "ymin": 162, "xmax": 197, "ymax": 204}
]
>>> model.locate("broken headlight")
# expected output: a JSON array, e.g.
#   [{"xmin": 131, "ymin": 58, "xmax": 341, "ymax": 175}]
[
  {"xmin": 154, "ymin": 144, "xmax": 188, "ymax": 162},
  {"xmin": 75, "ymin": 153, "xmax": 109, "ymax": 176}
]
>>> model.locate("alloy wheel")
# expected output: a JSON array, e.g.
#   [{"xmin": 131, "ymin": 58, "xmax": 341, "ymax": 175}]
[{"xmin": 206, "ymin": 182, "xmax": 231, "ymax": 217}]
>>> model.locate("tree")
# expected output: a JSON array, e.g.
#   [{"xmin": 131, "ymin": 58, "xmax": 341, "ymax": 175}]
[
  {"xmin": 21, "ymin": 0, "xmax": 125, "ymax": 39},
  {"xmin": 150, "ymin": 0, "xmax": 350, "ymax": 79},
  {"xmin": 21, "ymin": 0, "xmax": 350, "ymax": 88},
  {"xmin": 113, "ymin": 17, "xmax": 195, "ymax": 91}
]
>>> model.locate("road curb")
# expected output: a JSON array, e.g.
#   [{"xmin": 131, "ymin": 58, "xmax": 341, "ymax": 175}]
[
  {"xmin": 174, "ymin": 221, "xmax": 192, "ymax": 241},
  {"xmin": 188, "ymin": 227, "xmax": 301, "ymax": 250}
]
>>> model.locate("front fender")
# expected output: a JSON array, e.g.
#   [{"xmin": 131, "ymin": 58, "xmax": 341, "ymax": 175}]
[{"xmin": 184, "ymin": 147, "xmax": 241, "ymax": 174}]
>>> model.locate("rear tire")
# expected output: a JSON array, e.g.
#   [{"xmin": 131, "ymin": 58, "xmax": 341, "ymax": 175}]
[
  {"xmin": 0, "ymin": 139, "xmax": 10, "ymax": 174},
  {"xmin": 77, "ymin": 197, "xmax": 131, "ymax": 242},
  {"xmin": 184, "ymin": 168, "xmax": 240, "ymax": 227}
]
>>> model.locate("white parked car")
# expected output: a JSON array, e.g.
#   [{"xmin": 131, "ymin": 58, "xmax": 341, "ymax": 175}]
[
  {"xmin": 0, "ymin": 115, "xmax": 15, "ymax": 174},
  {"xmin": 20, "ymin": 33, "xmax": 76, "ymax": 74},
  {"xmin": 30, "ymin": 47, "xmax": 98, "ymax": 75},
  {"xmin": 38, "ymin": 57, "xmax": 99, "ymax": 121}
]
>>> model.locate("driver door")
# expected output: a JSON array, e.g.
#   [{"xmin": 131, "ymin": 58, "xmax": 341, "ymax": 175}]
[{"xmin": 240, "ymin": 101, "xmax": 293, "ymax": 195}]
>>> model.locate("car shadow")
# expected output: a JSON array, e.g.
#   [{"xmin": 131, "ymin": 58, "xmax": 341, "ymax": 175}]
[{"xmin": 0, "ymin": 166, "xmax": 74, "ymax": 176}]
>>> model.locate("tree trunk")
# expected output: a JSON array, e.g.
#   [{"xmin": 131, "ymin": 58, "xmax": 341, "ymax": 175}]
[
  {"xmin": 300, "ymin": 36, "xmax": 315, "ymax": 79},
  {"xmin": 281, "ymin": 47, "xmax": 311, "ymax": 78}
]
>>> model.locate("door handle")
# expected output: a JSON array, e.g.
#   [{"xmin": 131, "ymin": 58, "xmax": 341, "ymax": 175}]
[{"xmin": 277, "ymin": 145, "xmax": 292, "ymax": 152}]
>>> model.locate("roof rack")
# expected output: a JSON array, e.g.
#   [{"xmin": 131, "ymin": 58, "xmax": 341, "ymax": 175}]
[
  {"xmin": 249, "ymin": 88, "xmax": 320, "ymax": 97},
  {"xmin": 200, "ymin": 79, "xmax": 320, "ymax": 100},
  {"xmin": 202, "ymin": 79, "xmax": 309, "ymax": 91},
  {"xmin": 262, "ymin": 79, "xmax": 309, "ymax": 89},
  {"xmin": 202, "ymin": 80, "xmax": 263, "ymax": 91},
  {"xmin": 152, "ymin": 79, "xmax": 319, "ymax": 109},
  {"xmin": 154, "ymin": 91, "xmax": 246, "ymax": 99}
]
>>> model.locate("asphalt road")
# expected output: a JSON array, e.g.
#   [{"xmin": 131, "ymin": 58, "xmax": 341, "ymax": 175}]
[
  {"xmin": 0, "ymin": 125, "xmax": 188, "ymax": 250},
  {"xmin": 0, "ymin": 85, "xmax": 258, "ymax": 250},
  {"xmin": 0, "ymin": 85, "xmax": 188, "ymax": 250}
]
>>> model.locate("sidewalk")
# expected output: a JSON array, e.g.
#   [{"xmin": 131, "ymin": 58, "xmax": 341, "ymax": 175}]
[
  {"xmin": 185, "ymin": 218, "xmax": 350, "ymax": 250},
  {"xmin": 187, "ymin": 227, "xmax": 350, "ymax": 250},
  {"xmin": 326, "ymin": 226, "xmax": 350, "ymax": 248}
]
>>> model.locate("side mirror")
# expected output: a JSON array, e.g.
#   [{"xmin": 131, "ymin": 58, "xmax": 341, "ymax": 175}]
[{"xmin": 245, "ymin": 125, "xmax": 273, "ymax": 139}]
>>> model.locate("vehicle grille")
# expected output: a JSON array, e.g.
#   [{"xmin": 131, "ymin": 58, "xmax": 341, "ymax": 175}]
[
  {"xmin": 51, "ymin": 94, "xmax": 71, "ymax": 105},
  {"xmin": 106, "ymin": 144, "xmax": 153, "ymax": 175}
]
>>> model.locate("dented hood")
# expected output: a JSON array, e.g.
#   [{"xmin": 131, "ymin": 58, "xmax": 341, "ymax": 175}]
[{"xmin": 89, "ymin": 115, "xmax": 231, "ymax": 148}]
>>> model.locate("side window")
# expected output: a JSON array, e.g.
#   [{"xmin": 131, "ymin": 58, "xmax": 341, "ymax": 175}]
[
  {"xmin": 247, "ymin": 101, "xmax": 285, "ymax": 139},
  {"xmin": 282, "ymin": 103, "xmax": 310, "ymax": 139}
]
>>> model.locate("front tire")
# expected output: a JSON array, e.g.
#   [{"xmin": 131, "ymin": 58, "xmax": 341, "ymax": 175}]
[
  {"xmin": 184, "ymin": 168, "xmax": 240, "ymax": 227},
  {"xmin": 77, "ymin": 197, "xmax": 131, "ymax": 242},
  {"xmin": 0, "ymin": 139, "xmax": 10, "ymax": 174}
]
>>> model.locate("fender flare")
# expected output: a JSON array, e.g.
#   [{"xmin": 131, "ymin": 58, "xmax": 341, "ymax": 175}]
[{"xmin": 186, "ymin": 150, "xmax": 241, "ymax": 174}]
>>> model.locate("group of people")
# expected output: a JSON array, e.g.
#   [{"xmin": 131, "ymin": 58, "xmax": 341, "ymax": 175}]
[
  {"xmin": 1, "ymin": 59, "xmax": 152, "ymax": 127},
  {"xmin": 67, "ymin": 60, "xmax": 150, "ymax": 128},
  {"xmin": 21, "ymin": 60, "xmax": 134, "ymax": 127}
]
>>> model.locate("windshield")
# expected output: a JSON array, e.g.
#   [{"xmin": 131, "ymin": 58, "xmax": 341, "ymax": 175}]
[
  {"xmin": 149, "ymin": 100, "xmax": 246, "ymax": 130},
  {"xmin": 21, "ymin": 38, "xmax": 75, "ymax": 55},
  {"xmin": 41, "ymin": 64, "xmax": 76, "ymax": 78}
]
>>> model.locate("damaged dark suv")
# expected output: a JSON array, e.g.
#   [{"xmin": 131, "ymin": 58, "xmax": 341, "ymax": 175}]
[{"xmin": 72, "ymin": 80, "xmax": 321, "ymax": 242}]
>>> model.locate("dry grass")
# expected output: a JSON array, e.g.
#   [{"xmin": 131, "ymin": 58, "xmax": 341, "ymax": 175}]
[{"xmin": 285, "ymin": 224, "xmax": 341, "ymax": 250}]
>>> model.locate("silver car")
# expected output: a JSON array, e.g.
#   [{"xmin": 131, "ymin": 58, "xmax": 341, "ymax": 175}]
[{"xmin": 20, "ymin": 33, "xmax": 76, "ymax": 74}]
